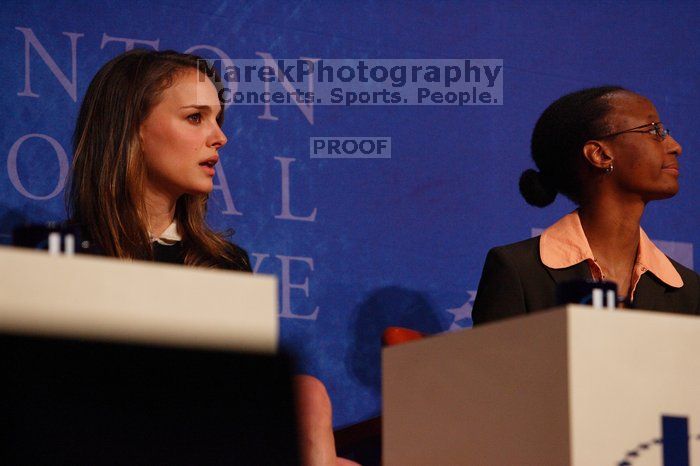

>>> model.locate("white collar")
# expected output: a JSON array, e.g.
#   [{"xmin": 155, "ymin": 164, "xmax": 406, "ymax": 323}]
[{"xmin": 150, "ymin": 220, "xmax": 182, "ymax": 245}]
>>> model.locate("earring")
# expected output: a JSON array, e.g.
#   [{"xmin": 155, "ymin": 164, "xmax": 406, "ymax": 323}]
[{"xmin": 604, "ymin": 164, "xmax": 614, "ymax": 174}]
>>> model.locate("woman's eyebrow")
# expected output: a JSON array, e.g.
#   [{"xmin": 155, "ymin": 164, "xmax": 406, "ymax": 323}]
[{"xmin": 179, "ymin": 104, "xmax": 216, "ymax": 111}]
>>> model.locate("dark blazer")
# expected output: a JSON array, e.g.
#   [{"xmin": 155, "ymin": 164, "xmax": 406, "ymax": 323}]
[
  {"xmin": 57, "ymin": 220, "xmax": 252, "ymax": 272},
  {"xmin": 152, "ymin": 241, "xmax": 252, "ymax": 272},
  {"xmin": 472, "ymin": 237, "xmax": 700, "ymax": 326}
]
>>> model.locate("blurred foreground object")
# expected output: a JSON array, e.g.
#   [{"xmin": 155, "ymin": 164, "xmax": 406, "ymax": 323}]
[{"xmin": 0, "ymin": 246, "xmax": 298, "ymax": 465}]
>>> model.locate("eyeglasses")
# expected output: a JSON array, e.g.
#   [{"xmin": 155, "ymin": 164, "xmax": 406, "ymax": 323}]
[{"xmin": 595, "ymin": 122, "xmax": 670, "ymax": 141}]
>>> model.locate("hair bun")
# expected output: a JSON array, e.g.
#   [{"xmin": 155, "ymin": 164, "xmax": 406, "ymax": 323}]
[{"xmin": 519, "ymin": 169, "xmax": 557, "ymax": 207}]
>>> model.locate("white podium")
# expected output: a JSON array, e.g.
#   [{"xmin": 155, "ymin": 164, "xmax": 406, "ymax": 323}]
[
  {"xmin": 383, "ymin": 306, "xmax": 700, "ymax": 465},
  {"xmin": 0, "ymin": 246, "xmax": 299, "ymax": 464},
  {"xmin": 0, "ymin": 245, "xmax": 278, "ymax": 352}
]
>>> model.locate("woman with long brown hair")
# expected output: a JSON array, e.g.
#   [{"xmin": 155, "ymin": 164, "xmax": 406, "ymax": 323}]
[
  {"xmin": 69, "ymin": 48, "xmax": 249, "ymax": 270},
  {"xmin": 69, "ymin": 49, "xmax": 357, "ymax": 466}
]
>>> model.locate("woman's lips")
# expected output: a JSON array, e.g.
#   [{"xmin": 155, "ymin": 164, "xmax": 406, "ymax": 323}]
[
  {"xmin": 662, "ymin": 165, "xmax": 679, "ymax": 176},
  {"xmin": 200, "ymin": 164, "xmax": 215, "ymax": 176}
]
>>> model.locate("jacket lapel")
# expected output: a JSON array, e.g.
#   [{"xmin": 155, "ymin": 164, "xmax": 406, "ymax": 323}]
[
  {"xmin": 631, "ymin": 273, "xmax": 666, "ymax": 311},
  {"xmin": 545, "ymin": 261, "xmax": 592, "ymax": 287}
]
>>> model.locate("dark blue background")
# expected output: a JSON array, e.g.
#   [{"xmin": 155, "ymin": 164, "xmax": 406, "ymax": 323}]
[{"xmin": 2, "ymin": 0, "xmax": 698, "ymax": 427}]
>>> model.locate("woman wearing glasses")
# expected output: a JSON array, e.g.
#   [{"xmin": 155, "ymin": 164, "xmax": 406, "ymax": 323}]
[{"xmin": 472, "ymin": 86, "xmax": 700, "ymax": 325}]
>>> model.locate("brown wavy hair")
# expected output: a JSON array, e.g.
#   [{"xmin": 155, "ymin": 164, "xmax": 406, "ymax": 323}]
[{"xmin": 68, "ymin": 49, "xmax": 246, "ymax": 268}]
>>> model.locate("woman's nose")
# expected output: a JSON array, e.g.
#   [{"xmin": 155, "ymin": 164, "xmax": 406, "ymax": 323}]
[
  {"xmin": 210, "ymin": 123, "xmax": 228, "ymax": 149},
  {"xmin": 665, "ymin": 134, "xmax": 682, "ymax": 157}
]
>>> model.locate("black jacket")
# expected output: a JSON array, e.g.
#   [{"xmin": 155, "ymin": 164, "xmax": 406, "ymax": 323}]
[
  {"xmin": 472, "ymin": 237, "xmax": 700, "ymax": 326},
  {"xmin": 47, "ymin": 220, "xmax": 252, "ymax": 272},
  {"xmin": 152, "ymin": 241, "xmax": 252, "ymax": 272}
]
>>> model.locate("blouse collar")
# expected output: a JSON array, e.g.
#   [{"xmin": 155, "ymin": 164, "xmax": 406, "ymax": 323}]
[
  {"xmin": 540, "ymin": 210, "xmax": 682, "ymax": 288},
  {"xmin": 150, "ymin": 220, "xmax": 181, "ymax": 245}
]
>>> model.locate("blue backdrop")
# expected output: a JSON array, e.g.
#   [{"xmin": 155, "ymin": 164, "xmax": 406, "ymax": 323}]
[{"xmin": 2, "ymin": 0, "xmax": 699, "ymax": 428}]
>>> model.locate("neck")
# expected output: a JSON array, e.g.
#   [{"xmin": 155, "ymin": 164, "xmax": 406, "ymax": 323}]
[
  {"xmin": 578, "ymin": 197, "xmax": 645, "ymax": 275},
  {"xmin": 143, "ymin": 186, "xmax": 178, "ymax": 238}
]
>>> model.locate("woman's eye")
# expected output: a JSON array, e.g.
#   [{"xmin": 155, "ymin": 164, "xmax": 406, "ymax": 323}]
[{"xmin": 187, "ymin": 113, "xmax": 202, "ymax": 124}]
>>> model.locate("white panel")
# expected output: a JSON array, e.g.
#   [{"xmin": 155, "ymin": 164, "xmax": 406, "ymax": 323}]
[
  {"xmin": 0, "ymin": 246, "xmax": 278, "ymax": 352},
  {"xmin": 384, "ymin": 306, "xmax": 700, "ymax": 465},
  {"xmin": 569, "ymin": 308, "xmax": 700, "ymax": 465},
  {"xmin": 383, "ymin": 309, "xmax": 570, "ymax": 465}
]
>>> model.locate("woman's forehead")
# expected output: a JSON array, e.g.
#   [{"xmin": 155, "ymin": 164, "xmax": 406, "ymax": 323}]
[
  {"xmin": 605, "ymin": 92, "xmax": 659, "ymax": 127},
  {"xmin": 162, "ymin": 69, "xmax": 220, "ymax": 107}
]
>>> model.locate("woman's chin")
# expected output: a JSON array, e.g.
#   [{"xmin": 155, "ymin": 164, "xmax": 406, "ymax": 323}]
[
  {"xmin": 645, "ymin": 184, "xmax": 679, "ymax": 202},
  {"xmin": 184, "ymin": 183, "xmax": 214, "ymax": 196}
]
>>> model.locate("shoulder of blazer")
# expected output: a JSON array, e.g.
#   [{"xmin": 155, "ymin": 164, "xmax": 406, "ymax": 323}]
[
  {"xmin": 489, "ymin": 236, "xmax": 591, "ymax": 288},
  {"xmin": 488, "ymin": 236, "xmax": 541, "ymax": 265}
]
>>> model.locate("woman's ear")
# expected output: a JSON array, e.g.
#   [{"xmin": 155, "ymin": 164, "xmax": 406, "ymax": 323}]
[{"xmin": 582, "ymin": 140, "xmax": 613, "ymax": 170}]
